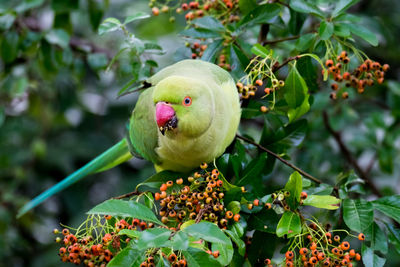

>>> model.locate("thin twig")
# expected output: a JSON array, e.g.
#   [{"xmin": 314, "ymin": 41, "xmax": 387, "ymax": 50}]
[
  {"xmin": 113, "ymin": 191, "xmax": 141, "ymax": 199},
  {"xmin": 195, "ymin": 205, "xmax": 211, "ymax": 223},
  {"xmin": 262, "ymin": 35, "xmax": 301, "ymax": 46},
  {"xmin": 236, "ymin": 134, "xmax": 322, "ymax": 184},
  {"xmin": 272, "ymin": 55, "xmax": 300, "ymax": 72},
  {"xmin": 275, "ymin": 0, "xmax": 290, "ymax": 8},
  {"xmin": 322, "ymin": 111, "xmax": 382, "ymax": 197}
]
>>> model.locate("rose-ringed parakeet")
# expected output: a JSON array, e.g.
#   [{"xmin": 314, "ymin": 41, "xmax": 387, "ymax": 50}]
[{"xmin": 18, "ymin": 59, "xmax": 241, "ymax": 217}]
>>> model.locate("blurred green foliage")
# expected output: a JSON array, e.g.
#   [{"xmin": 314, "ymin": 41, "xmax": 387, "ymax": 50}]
[{"xmin": 0, "ymin": 0, "xmax": 400, "ymax": 266}]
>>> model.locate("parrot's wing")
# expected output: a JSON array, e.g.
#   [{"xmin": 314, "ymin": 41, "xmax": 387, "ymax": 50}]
[
  {"xmin": 17, "ymin": 139, "xmax": 132, "ymax": 218},
  {"xmin": 128, "ymin": 86, "xmax": 161, "ymax": 165}
]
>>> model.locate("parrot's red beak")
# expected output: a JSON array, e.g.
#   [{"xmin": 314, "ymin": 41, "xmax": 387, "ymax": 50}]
[{"xmin": 156, "ymin": 102, "xmax": 178, "ymax": 135}]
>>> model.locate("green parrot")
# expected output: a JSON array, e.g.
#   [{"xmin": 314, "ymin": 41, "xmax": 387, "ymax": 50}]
[{"xmin": 18, "ymin": 59, "xmax": 241, "ymax": 217}]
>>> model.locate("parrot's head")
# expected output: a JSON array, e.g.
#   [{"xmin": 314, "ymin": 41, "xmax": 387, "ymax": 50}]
[{"xmin": 152, "ymin": 75, "xmax": 214, "ymax": 138}]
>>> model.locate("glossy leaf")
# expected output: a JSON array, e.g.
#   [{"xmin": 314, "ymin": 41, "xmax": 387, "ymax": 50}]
[
  {"xmin": 108, "ymin": 247, "xmax": 144, "ymax": 267},
  {"xmin": 182, "ymin": 221, "xmax": 231, "ymax": 245},
  {"xmin": 238, "ymin": 0, "xmax": 257, "ymax": 15},
  {"xmin": 192, "ymin": 16, "xmax": 225, "ymax": 32},
  {"xmin": 98, "ymin": 17, "xmax": 122, "ymax": 35},
  {"xmin": 87, "ymin": 199, "xmax": 163, "ymax": 225},
  {"xmin": 289, "ymin": 0, "xmax": 325, "ymax": 18},
  {"xmin": 251, "ymin": 44, "xmax": 270, "ymax": 58},
  {"xmin": 318, "ymin": 21, "xmax": 334, "ymax": 40},
  {"xmin": 288, "ymin": 94, "xmax": 310, "ymax": 123},
  {"xmin": 238, "ymin": 4, "xmax": 280, "ymax": 26},
  {"xmin": 180, "ymin": 28, "xmax": 220, "ymax": 38},
  {"xmin": 303, "ymin": 195, "xmax": 341, "ymax": 210},
  {"xmin": 332, "ymin": 0, "xmax": 361, "ymax": 17},
  {"xmin": 212, "ymin": 241, "xmax": 234, "ymax": 266},
  {"xmin": 284, "ymin": 65, "xmax": 308, "ymax": 108},
  {"xmin": 247, "ymin": 208, "xmax": 279, "ymax": 234},
  {"xmin": 124, "ymin": 12, "xmax": 150, "ymax": 25},
  {"xmin": 229, "ymin": 44, "xmax": 249, "ymax": 80},
  {"xmin": 224, "ymin": 229, "xmax": 246, "ymax": 256},
  {"xmin": 362, "ymin": 245, "xmax": 386, "ymax": 267},
  {"xmin": 136, "ymin": 170, "xmax": 183, "ymax": 192},
  {"xmin": 182, "ymin": 248, "xmax": 221, "ymax": 267},
  {"xmin": 295, "ymin": 33, "xmax": 316, "ymax": 52},
  {"xmin": 135, "ymin": 228, "xmax": 172, "ymax": 249},
  {"xmin": 284, "ymin": 172, "xmax": 303, "ymax": 209},
  {"xmin": 346, "ymin": 23, "xmax": 378, "ymax": 46},
  {"xmin": 1, "ymin": 31, "xmax": 19, "ymax": 63},
  {"xmin": 343, "ymin": 199, "xmax": 374, "ymax": 232},
  {"xmin": 372, "ymin": 195, "xmax": 400, "ymax": 223},
  {"xmin": 201, "ymin": 39, "xmax": 223, "ymax": 62},
  {"xmin": 276, "ymin": 211, "xmax": 301, "ymax": 238},
  {"xmin": 365, "ymin": 222, "xmax": 388, "ymax": 254}
]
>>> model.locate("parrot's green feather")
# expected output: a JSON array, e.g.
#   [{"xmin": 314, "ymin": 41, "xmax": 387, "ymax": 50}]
[
  {"xmin": 17, "ymin": 139, "xmax": 132, "ymax": 218},
  {"xmin": 129, "ymin": 87, "xmax": 160, "ymax": 164}
]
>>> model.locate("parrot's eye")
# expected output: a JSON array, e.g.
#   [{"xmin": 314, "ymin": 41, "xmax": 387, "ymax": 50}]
[{"xmin": 183, "ymin": 96, "xmax": 192, "ymax": 106}]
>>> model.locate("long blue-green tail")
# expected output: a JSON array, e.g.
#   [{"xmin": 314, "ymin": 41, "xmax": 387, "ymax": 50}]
[{"xmin": 17, "ymin": 138, "xmax": 133, "ymax": 218}]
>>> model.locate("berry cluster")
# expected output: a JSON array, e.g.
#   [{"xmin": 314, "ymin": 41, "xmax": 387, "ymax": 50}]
[
  {"xmin": 154, "ymin": 163, "xmax": 240, "ymax": 230},
  {"xmin": 325, "ymin": 51, "xmax": 389, "ymax": 99},
  {"xmin": 217, "ymin": 54, "xmax": 231, "ymax": 71},
  {"xmin": 139, "ymin": 252, "xmax": 187, "ymax": 267},
  {"xmin": 150, "ymin": 0, "xmax": 240, "ymax": 24},
  {"xmin": 54, "ymin": 227, "xmax": 115, "ymax": 266},
  {"xmin": 187, "ymin": 41, "xmax": 208, "ymax": 59},
  {"xmin": 264, "ymin": 221, "xmax": 365, "ymax": 266},
  {"xmin": 53, "ymin": 216, "xmax": 156, "ymax": 266}
]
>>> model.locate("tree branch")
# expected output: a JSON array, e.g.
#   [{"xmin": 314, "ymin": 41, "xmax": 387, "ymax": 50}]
[
  {"xmin": 272, "ymin": 55, "xmax": 300, "ymax": 72},
  {"xmin": 112, "ymin": 190, "xmax": 141, "ymax": 199},
  {"xmin": 322, "ymin": 111, "xmax": 382, "ymax": 197},
  {"xmin": 236, "ymin": 134, "xmax": 322, "ymax": 184},
  {"xmin": 262, "ymin": 35, "xmax": 301, "ymax": 46}
]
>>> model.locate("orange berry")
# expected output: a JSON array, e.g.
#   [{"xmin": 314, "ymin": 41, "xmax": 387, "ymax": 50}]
[
  {"xmin": 168, "ymin": 253, "xmax": 177, "ymax": 262},
  {"xmin": 317, "ymin": 252, "xmax": 325, "ymax": 260},
  {"xmin": 226, "ymin": 211, "xmax": 233, "ymax": 219},
  {"xmin": 160, "ymin": 183, "xmax": 168, "ymax": 192},
  {"xmin": 341, "ymin": 241, "xmax": 350, "ymax": 250},
  {"xmin": 62, "ymin": 229, "xmax": 70, "ymax": 236},
  {"xmin": 382, "ymin": 64, "xmax": 390, "ymax": 72},
  {"xmin": 166, "ymin": 180, "xmax": 173, "ymax": 187},
  {"xmin": 200, "ymin": 162, "xmax": 208, "ymax": 169},
  {"xmin": 331, "ymin": 247, "xmax": 339, "ymax": 255},
  {"xmin": 253, "ymin": 199, "xmax": 260, "ymax": 206},
  {"xmin": 310, "ymin": 242, "xmax": 317, "ymax": 250},
  {"xmin": 285, "ymin": 251, "xmax": 294, "ymax": 259},
  {"xmin": 176, "ymin": 178, "xmax": 183, "ymax": 185},
  {"xmin": 349, "ymin": 249, "xmax": 356, "ymax": 257},
  {"xmin": 331, "ymin": 83, "xmax": 339, "ymax": 91},
  {"xmin": 265, "ymin": 202, "xmax": 272, "ymax": 209},
  {"xmin": 255, "ymin": 79, "xmax": 263, "ymax": 86},
  {"xmin": 181, "ymin": 3, "xmax": 189, "ymax": 10},
  {"xmin": 355, "ymin": 253, "xmax": 361, "ymax": 261},
  {"xmin": 152, "ymin": 7, "xmax": 159, "ymax": 16},
  {"xmin": 309, "ymin": 257, "xmax": 318, "ymax": 264},
  {"xmin": 212, "ymin": 250, "xmax": 220, "ymax": 258},
  {"xmin": 233, "ymin": 213, "xmax": 241, "ymax": 222},
  {"xmin": 358, "ymin": 233, "xmax": 365, "ymax": 241},
  {"xmin": 300, "ymin": 191, "xmax": 307, "ymax": 200},
  {"xmin": 343, "ymin": 72, "xmax": 350, "ymax": 80},
  {"xmin": 264, "ymin": 259, "xmax": 271, "ymax": 265},
  {"xmin": 325, "ymin": 59, "xmax": 334, "ymax": 67},
  {"xmin": 300, "ymin": 248, "xmax": 308, "ymax": 255},
  {"xmin": 334, "ymin": 235, "xmax": 340, "ymax": 242},
  {"xmin": 342, "ymin": 92, "xmax": 349, "ymax": 99}
]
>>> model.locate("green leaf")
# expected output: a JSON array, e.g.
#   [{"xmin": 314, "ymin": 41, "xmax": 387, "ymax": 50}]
[
  {"xmin": 182, "ymin": 248, "xmax": 221, "ymax": 267},
  {"xmin": 15, "ymin": 0, "xmax": 44, "ymax": 13},
  {"xmin": 182, "ymin": 221, "xmax": 231, "ymax": 245},
  {"xmin": 230, "ymin": 44, "xmax": 249, "ymax": 80},
  {"xmin": 386, "ymin": 223, "xmax": 400, "ymax": 254},
  {"xmin": 287, "ymin": 95, "xmax": 310, "ymax": 123},
  {"xmin": 124, "ymin": 12, "xmax": 150, "ymax": 25},
  {"xmin": 118, "ymin": 229, "xmax": 140, "ymax": 239},
  {"xmin": 334, "ymin": 23, "xmax": 351, "ymax": 37},
  {"xmin": 45, "ymin": 29, "xmax": 70, "ymax": 49},
  {"xmin": 135, "ymin": 228, "xmax": 172, "ymax": 249},
  {"xmin": 284, "ymin": 171, "xmax": 303, "ymax": 209},
  {"xmin": 238, "ymin": 4, "xmax": 280, "ymax": 27},
  {"xmin": 224, "ymin": 230, "xmax": 246, "ymax": 256},
  {"xmin": 332, "ymin": 0, "xmax": 361, "ymax": 17},
  {"xmin": 107, "ymin": 247, "xmax": 144, "ymax": 267},
  {"xmin": 201, "ymin": 39, "xmax": 223, "ymax": 62},
  {"xmin": 365, "ymin": 222, "xmax": 388, "ymax": 254},
  {"xmin": 276, "ymin": 211, "xmax": 301, "ymax": 238},
  {"xmin": 212, "ymin": 241, "xmax": 234, "ymax": 266},
  {"xmin": 192, "ymin": 16, "xmax": 225, "ymax": 32},
  {"xmin": 372, "ymin": 195, "xmax": 400, "ymax": 224},
  {"xmin": 237, "ymin": 153, "xmax": 267, "ymax": 187},
  {"xmin": 180, "ymin": 28, "xmax": 221, "ymax": 38},
  {"xmin": 239, "ymin": 0, "xmax": 257, "ymax": 15},
  {"xmin": 284, "ymin": 64, "xmax": 308, "ymax": 108},
  {"xmin": 87, "ymin": 199, "xmax": 163, "ymax": 225},
  {"xmin": 346, "ymin": 23, "xmax": 378, "ymax": 46},
  {"xmin": 136, "ymin": 170, "xmax": 183, "ymax": 192},
  {"xmin": 87, "ymin": 53, "xmax": 108, "ymax": 70},
  {"xmin": 1, "ymin": 31, "xmax": 19, "ymax": 63},
  {"xmin": 0, "ymin": 12, "xmax": 16, "ymax": 30},
  {"xmin": 361, "ymin": 245, "xmax": 386, "ymax": 267},
  {"xmin": 289, "ymin": 0, "xmax": 325, "ymax": 18},
  {"xmin": 303, "ymin": 195, "xmax": 341, "ymax": 210},
  {"xmin": 247, "ymin": 208, "xmax": 279, "ymax": 234},
  {"xmin": 295, "ymin": 33, "xmax": 316, "ymax": 52},
  {"xmin": 297, "ymin": 56, "xmax": 318, "ymax": 92},
  {"xmin": 98, "ymin": 17, "xmax": 122, "ymax": 35},
  {"xmin": 170, "ymin": 231, "xmax": 189, "ymax": 250},
  {"xmin": 227, "ymin": 201, "xmax": 241, "ymax": 215},
  {"xmin": 289, "ymin": 8, "xmax": 307, "ymax": 35},
  {"xmin": 318, "ymin": 21, "xmax": 334, "ymax": 40},
  {"xmin": 343, "ymin": 199, "xmax": 374, "ymax": 232},
  {"xmin": 251, "ymin": 44, "xmax": 270, "ymax": 58}
]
